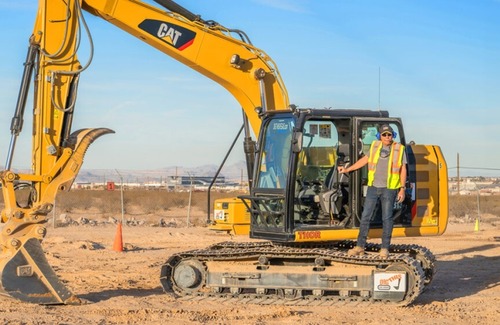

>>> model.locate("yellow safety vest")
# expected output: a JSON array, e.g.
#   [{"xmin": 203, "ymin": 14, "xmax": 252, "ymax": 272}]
[{"xmin": 367, "ymin": 141, "xmax": 405, "ymax": 189}]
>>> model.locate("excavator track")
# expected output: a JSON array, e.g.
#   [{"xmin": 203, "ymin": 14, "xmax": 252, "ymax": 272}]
[
  {"xmin": 160, "ymin": 241, "xmax": 427, "ymax": 306},
  {"xmin": 337, "ymin": 241, "xmax": 436, "ymax": 286}
]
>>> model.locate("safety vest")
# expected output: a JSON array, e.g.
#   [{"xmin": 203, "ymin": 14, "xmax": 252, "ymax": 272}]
[{"xmin": 367, "ymin": 141, "xmax": 405, "ymax": 189}]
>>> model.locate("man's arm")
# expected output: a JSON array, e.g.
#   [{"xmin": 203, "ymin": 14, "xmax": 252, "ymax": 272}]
[
  {"xmin": 397, "ymin": 163, "xmax": 407, "ymax": 202},
  {"xmin": 399, "ymin": 164, "xmax": 407, "ymax": 187},
  {"xmin": 338, "ymin": 155, "xmax": 368, "ymax": 174}
]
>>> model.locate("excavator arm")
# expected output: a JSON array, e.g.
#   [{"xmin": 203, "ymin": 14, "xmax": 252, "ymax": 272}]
[{"xmin": 0, "ymin": 0, "xmax": 289, "ymax": 304}]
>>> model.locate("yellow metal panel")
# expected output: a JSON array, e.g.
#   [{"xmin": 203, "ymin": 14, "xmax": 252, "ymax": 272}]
[
  {"xmin": 210, "ymin": 198, "xmax": 250, "ymax": 235},
  {"xmin": 409, "ymin": 144, "xmax": 448, "ymax": 234},
  {"xmin": 294, "ymin": 226, "xmax": 444, "ymax": 242}
]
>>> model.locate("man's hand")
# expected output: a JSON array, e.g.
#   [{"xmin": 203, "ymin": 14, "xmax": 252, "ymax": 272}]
[
  {"xmin": 338, "ymin": 166, "xmax": 348, "ymax": 174},
  {"xmin": 397, "ymin": 188, "xmax": 405, "ymax": 202}
]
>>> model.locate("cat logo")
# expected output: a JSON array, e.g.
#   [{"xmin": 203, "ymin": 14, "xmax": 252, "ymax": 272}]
[{"xmin": 138, "ymin": 19, "xmax": 196, "ymax": 51}]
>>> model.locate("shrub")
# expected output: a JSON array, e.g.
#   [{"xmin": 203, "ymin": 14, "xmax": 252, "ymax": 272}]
[
  {"xmin": 2, "ymin": 188, "xmax": 497, "ymax": 222},
  {"xmin": 449, "ymin": 194, "xmax": 500, "ymax": 220},
  {"xmin": 52, "ymin": 189, "xmax": 246, "ymax": 215}
]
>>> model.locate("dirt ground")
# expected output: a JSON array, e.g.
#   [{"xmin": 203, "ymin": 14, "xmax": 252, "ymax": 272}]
[{"xmin": 1, "ymin": 208, "xmax": 499, "ymax": 325}]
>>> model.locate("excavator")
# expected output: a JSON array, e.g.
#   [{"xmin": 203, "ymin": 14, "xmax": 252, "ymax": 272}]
[{"xmin": 0, "ymin": 0, "xmax": 448, "ymax": 306}]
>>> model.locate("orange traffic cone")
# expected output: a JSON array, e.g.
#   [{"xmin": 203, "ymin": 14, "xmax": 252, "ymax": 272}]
[{"xmin": 113, "ymin": 222, "xmax": 123, "ymax": 252}]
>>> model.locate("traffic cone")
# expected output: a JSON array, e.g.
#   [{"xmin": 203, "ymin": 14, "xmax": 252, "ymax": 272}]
[
  {"xmin": 474, "ymin": 219, "xmax": 480, "ymax": 232},
  {"xmin": 113, "ymin": 222, "xmax": 123, "ymax": 252}
]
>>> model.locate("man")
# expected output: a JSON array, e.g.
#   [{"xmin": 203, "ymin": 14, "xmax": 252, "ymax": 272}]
[{"xmin": 338, "ymin": 124, "xmax": 407, "ymax": 258}]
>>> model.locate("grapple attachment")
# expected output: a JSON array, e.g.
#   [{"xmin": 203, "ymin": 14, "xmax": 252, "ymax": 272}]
[
  {"xmin": 0, "ymin": 238, "xmax": 80, "ymax": 304},
  {"xmin": 0, "ymin": 128, "xmax": 114, "ymax": 304}
]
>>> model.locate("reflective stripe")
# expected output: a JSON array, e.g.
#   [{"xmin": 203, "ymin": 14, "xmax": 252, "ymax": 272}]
[
  {"xmin": 367, "ymin": 141, "xmax": 405, "ymax": 189},
  {"xmin": 367, "ymin": 141, "xmax": 382, "ymax": 172}
]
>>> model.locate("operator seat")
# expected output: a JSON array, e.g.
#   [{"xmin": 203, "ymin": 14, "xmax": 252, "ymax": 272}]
[
  {"xmin": 323, "ymin": 143, "xmax": 350, "ymax": 188},
  {"xmin": 318, "ymin": 144, "xmax": 350, "ymax": 224}
]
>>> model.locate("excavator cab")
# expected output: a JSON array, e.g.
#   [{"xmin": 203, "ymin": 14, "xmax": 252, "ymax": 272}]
[{"xmin": 246, "ymin": 109, "xmax": 448, "ymax": 243}]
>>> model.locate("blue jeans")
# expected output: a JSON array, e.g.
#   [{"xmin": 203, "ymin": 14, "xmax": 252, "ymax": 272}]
[{"xmin": 356, "ymin": 186, "xmax": 398, "ymax": 250}]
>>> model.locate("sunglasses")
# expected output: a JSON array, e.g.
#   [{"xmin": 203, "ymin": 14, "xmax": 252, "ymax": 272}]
[{"xmin": 381, "ymin": 132, "xmax": 393, "ymax": 137}]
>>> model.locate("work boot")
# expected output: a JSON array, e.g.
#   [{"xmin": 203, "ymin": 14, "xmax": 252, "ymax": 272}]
[
  {"xmin": 379, "ymin": 248, "xmax": 389, "ymax": 259},
  {"xmin": 347, "ymin": 246, "xmax": 365, "ymax": 256}
]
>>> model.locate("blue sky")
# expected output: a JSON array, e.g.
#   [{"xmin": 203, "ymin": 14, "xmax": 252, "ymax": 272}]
[{"xmin": 0, "ymin": 0, "xmax": 499, "ymax": 177}]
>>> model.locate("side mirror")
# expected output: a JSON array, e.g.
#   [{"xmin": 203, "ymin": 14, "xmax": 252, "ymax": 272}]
[{"xmin": 292, "ymin": 131, "xmax": 303, "ymax": 153}]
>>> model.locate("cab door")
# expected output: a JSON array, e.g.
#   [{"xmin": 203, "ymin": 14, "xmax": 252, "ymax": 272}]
[{"xmin": 351, "ymin": 118, "xmax": 407, "ymax": 228}]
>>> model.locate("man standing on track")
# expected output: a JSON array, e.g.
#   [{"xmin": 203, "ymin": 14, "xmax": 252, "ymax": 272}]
[{"xmin": 338, "ymin": 124, "xmax": 407, "ymax": 258}]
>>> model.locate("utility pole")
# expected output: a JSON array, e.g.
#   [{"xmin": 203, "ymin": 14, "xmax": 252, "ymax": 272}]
[
  {"xmin": 187, "ymin": 172, "xmax": 193, "ymax": 227},
  {"xmin": 474, "ymin": 182, "xmax": 481, "ymax": 232},
  {"xmin": 457, "ymin": 153, "xmax": 460, "ymax": 195},
  {"xmin": 115, "ymin": 169, "xmax": 125, "ymax": 224},
  {"xmin": 378, "ymin": 66, "xmax": 381, "ymax": 111}
]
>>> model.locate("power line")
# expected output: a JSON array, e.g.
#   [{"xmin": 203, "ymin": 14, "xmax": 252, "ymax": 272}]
[{"xmin": 448, "ymin": 166, "xmax": 500, "ymax": 171}]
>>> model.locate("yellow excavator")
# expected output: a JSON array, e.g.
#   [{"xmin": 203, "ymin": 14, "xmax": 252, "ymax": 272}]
[{"xmin": 0, "ymin": 0, "xmax": 448, "ymax": 306}]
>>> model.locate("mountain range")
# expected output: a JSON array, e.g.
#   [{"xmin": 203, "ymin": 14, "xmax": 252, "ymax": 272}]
[{"xmin": 75, "ymin": 160, "xmax": 248, "ymax": 184}]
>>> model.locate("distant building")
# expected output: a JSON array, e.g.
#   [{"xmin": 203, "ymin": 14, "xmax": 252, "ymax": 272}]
[
  {"xmin": 449, "ymin": 177, "xmax": 500, "ymax": 195},
  {"xmin": 71, "ymin": 174, "xmax": 242, "ymax": 191},
  {"xmin": 178, "ymin": 176, "xmax": 225, "ymax": 186}
]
